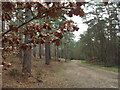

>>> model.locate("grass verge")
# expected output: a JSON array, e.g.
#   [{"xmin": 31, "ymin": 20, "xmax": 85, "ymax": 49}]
[{"xmin": 80, "ymin": 60, "xmax": 119, "ymax": 73}]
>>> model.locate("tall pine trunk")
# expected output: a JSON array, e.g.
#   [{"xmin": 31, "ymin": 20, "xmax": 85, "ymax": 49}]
[
  {"xmin": 23, "ymin": 41, "xmax": 32, "ymax": 73},
  {"xmin": 33, "ymin": 47, "xmax": 36, "ymax": 57},
  {"xmin": 17, "ymin": 3, "xmax": 23, "ymax": 59},
  {"xmin": 45, "ymin": 17, "xmax": 51, "ymax": 65},
  {"xmin": 41, "ymin": 45, "xmax": 44, "ymax": 56},
  {"xmin": 54, "ymin": 45, "xmax": 57, "ymax": 60},
  {"xmin": 45, "ymin": 42, "xmax": 50, "ymax": 65},
  {"xmin": 39, "ymin": 45, "xmax": 42, "ymax": 59},
  {"xmin": 64, "ymin": 43, "xmax": 67, "ymax": 61},
  {"xmin": 39, "ymin": 19, "xmax": 42, "ymax": 59},
  {"xmin": 48, "ymin": 43, "xmax": 51, "ymax": 59},
  {"xmin": 22, "ymin": 8, "xmax": 32, "ymax": 74},
  {"xmin": 2, "ymin": 21, "xmax": 5, "ymax": 56}
]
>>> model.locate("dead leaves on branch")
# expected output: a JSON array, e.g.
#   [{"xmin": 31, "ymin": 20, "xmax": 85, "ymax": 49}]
[
  {"xmin": 43, "ymin": 23, "xmax": 52, "ymax": 30},
  {"xmin": 102, "ymin": 0, "xmax": 109, "ymax": 5},
  {"xmin": 9, "ymin": 25, "xmax": 18, "ymax": 32},
  {"xmin": 2, "ymin": 2, "xmax": 15, "ymax": 12},
  {"xmin": 2, "ymin": 1, "xmax": 109, "ymax": 21},
  {"xmin": 52, "ymin": 39, "xmax": 61, "ymax": 46},
  {"xmin": 2, "ymin": 2, "xmax": 84, "ymax": 22},
  {"xmin": 2, "ymin": 13, "xmax": 11, "ymax": 21},
  {"xmin": 47, "ymin": 8, "xmax": 61, "ymax": 18},
  {"xmin": 2, "ymin": 19, "xmax": 79, "ymax": 54},
  {"xmin": 67, "ymin": 6, "xmax": 84, "ymax": 17},
  {"xmin": 19, "ymin": 44, "xmax": 32, "ymax": 51},
  {"xmin": 54, "ymin": 31, "xmax": 63, "ymax": 39},
  {"xmin": 76, "ymin": 2, "xmax": 86, "ymax": 6},
  {"xmin": 73, "ymin": 25, "xmax": 79, "ymax": 31},
  {"xmin": 2, "ymin": 2, "xmax": 109, "ymax": 54}
]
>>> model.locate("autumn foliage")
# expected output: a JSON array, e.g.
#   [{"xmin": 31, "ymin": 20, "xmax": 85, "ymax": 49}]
[{"xmin": 1, "ymin": 1, "xmax": 108, "ymax": 55}]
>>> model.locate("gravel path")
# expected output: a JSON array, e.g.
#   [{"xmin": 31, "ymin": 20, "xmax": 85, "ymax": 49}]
[
  {"xmin": 61, "ymin": 60, "xmax": 118, "ymax": 88},
  {"xmin": 2, "ymin": 58, "xmax": 119, "ymax": 88}
]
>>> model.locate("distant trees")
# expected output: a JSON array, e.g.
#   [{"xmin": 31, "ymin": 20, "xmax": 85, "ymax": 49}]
[
  {"xmin": 61, "ymin": 33, "xmax": 75, "ymax": 60},
  {"xmin": 72, "ymin": 2, "xmax": 119, "ymax": 66}
]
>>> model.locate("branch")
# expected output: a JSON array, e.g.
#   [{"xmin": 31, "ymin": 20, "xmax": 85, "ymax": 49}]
[
  {"xmin": 2, "ymin": 6, "xmax": 72, "ymax": 37},
  {"xmin": 2, "ymin": 16, "xmax": 37, "ymax": 37}
]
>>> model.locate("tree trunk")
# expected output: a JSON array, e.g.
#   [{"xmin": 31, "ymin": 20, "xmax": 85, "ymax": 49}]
[
  {"xmin": 39, "ymin": 44, "xmax": 42, "ymax": 59},
  {"xmin": 22, "ymin": 8, "xmax": 32, "ymax": 74},
  {"xmin": 45, "ymin": 17, "xmax": 51, "ymax": 65},
  {"xmin": 23, "ymin": 36, "xmax": 32, "ymax": 73},
  {"xmin": 45, "ymin": 42, "xmax": 50, "ymax": 65},
  {"xmin": 2, "ymin": 21, "xmax": 5, "ymax": 56},
  {"xmin": 57, "ymin": 46, "xmax": 59, "ymax": 58},
  {"xmin": 18, "ymin": 34, "xmax": 23, "ymax": 59},
  {"xmin": 39, "ymin": 19, "xmax": 42, "ymax": 59},
  {"xmin": 64, "ymin": 43, "xmax": 67, "ymax": 61},
  {"xmin": 48, "ymin": 44, "xmax": 51, "ymax": 59},
  {"xmin": 41, "ymin": 45, "xmax": 44, "ymax": 56},
  {"xmin": 33, "ymin": 47, "xmax": 36, "ymax": 57},
  {"xmin": 17, "ymin": 3, "xmax": 23, "ymax": 59},
  {"xmin": 54, "ymin": 45, "xmax": 57, "ymax": 60}
]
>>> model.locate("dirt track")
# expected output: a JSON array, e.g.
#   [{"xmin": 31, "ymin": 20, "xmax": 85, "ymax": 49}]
[
  {"xmin": 2, "ymin": 58, "xmax": 119, "ymax": 88},
  {"xmin": 60, "ymin": 60, "xmax": 118, "ymax": 88}
]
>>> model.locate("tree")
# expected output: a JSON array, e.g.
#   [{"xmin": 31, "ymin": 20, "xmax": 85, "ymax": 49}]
[
  {"xmin": 22, "ymin": 8, "xmax": 32, "ymax": 74},
  {"xmin": 2, "ymin": 1, "xmax": 109, "ymax": 75},
  {"xmin": 73, "ymin": 1, "xmax": 119, "ymax": 66}
]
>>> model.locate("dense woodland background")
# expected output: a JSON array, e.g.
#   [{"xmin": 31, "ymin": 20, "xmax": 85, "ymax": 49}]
[{"xmin": 1, "ymin": 1, "xmax": 120, "ymax": 78}]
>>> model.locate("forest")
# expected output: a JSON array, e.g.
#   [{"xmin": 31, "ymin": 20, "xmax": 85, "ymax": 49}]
[{"xmin": 0, "ymin": 0, "xmax": 120, "ymax": 88}]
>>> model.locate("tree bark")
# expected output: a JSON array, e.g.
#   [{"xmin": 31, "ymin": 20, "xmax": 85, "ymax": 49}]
[
  {"xmin": 2, "ymin": 21, "xmax": 5, "ymax": 56},
  {"xmin": 22, "ymin": 8, "xmax": 32, "ymax": 74},
  {"xmin": 39, "ymin": 44, "xmax": 42, "ymax": 59},
  {"xmin": 33, "ymin": 47, "xmax": 36, "ymax": 57},
  {"xmin": 49, "ymin": 44, "xmax": 51, "ymax": 59},
  {"xmin": 41, "ymin": 45, "xmax": 44, "ymax": 56},
  {"xmin": 23, "ymin": 35, "xmax": 32, "ymax": 73},
  {"xmin": 54, "ymin": 45, "xmax": 57, "ymax": 60},
  {"xmin": 45, "ymin": 17, "xmax": 51, "ymax": 65},
  {"xmin": 45, "ymin": 42, "xmax": 50, "ymax": 65},
  {"xmin": 17, "ymin": 3, "xmax": 23, "ymax": 59},
  {"xmin": 57, "ymin": 46, "xmax": 59, "ymax": 58},
  {"xmin": 64, "ymin": 43, "xmax": 67, "ymax": 61}
]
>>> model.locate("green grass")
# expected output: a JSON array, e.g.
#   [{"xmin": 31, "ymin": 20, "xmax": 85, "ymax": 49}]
[{"xmin": 80, "ymin": 60, "xmax": 119, "ymax": 73}]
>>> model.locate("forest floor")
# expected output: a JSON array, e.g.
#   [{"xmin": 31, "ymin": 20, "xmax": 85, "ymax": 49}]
[{"xmin": 2, "ymin": 56, "xmax": 118, "ymax": 88}]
